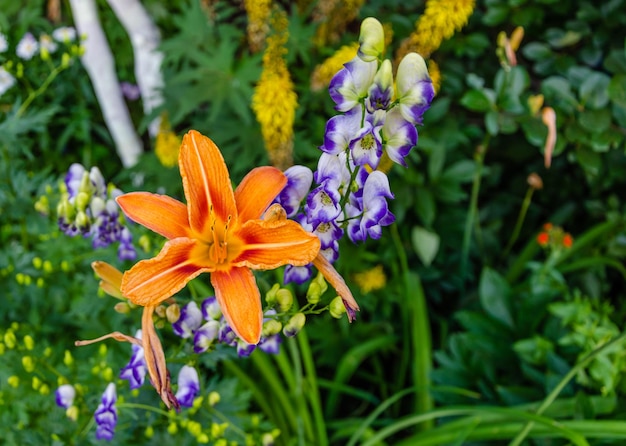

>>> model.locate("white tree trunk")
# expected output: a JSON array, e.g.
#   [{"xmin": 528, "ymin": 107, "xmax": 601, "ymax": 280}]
[
  {"xmin": 69, "ymin": 0, "xmax": 143, "ymax": 167},
  {"xmin": 107, "ymin": 0, "xmax": 164, "ymax": 137}
]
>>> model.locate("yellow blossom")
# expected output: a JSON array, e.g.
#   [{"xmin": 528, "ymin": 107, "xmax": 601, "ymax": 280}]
[
  {"xmin": 353, "ymin": 265, "xmax": 387, "ymax": 294},
  {"xmin": 244, "ymin": 0, "xmax": 272, "ymax": 53},
  {"xmin": 396, "ymin": 0, "xmax": 475, "ymax": 61},
  {"xmin": 310, "ymin": 43, "xmax": 358, "ymax": 92},
  {"xmin": 252, "ymin": 9, "xmax": 297, "ymax": 170},
  {"xmin": 155, "ymin": 114, "xmax": 181, "ymax": 168},
  {"xmin": 312, "ymin": 0, "xmax": 365, "ymax": 47},
  {"xmin": 428, "ymin": 59, "xmax": 441, "ymax": 94}
]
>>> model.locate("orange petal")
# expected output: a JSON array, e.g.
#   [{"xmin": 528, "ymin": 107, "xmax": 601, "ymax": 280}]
[
  {"xmin": 313, "ymin": 253, "xmax": 360, "ymax": 321},
  {"xmin": 211, "ymin": 267, "xmax": 262, "ymax": 344},
  {"xmin": 180, "ymin": 130, "xmax": 237, "ymax": 234},
  {"xmin": 121, "ymin": 238, "xmax": 211, "ymax": 306},
  {"xmin": 234, "ymin": 166, "xmax": 287, "ymax": 222},
  {"xmin": 117, "ymin": 192, "xmax": 191, "ymax": 239},
  {"xmin": 233, "ymin": 219, "xmax": 320, "ymax": 269}
]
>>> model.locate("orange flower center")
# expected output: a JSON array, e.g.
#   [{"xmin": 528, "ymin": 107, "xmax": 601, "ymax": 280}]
[{"xmin": 195, "ymin": 205, "xmax": 243, "ymax": 269}]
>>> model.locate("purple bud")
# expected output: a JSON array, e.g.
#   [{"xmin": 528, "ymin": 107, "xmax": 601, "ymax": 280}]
[
  {"xmin": 55, "ymin": 384, "xmax": 76, "ymax": 409},
  {"xmin": 175, "ymin": 365, "xmax": 200, "ymax": 408}
]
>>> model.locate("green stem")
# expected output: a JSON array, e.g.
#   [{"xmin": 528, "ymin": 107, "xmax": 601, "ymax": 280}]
[
  {"xmin": 17, "ymin": 64, "xmax": 66, "ymax": 117},
  {"xmin": 286, "ymin": 337, "xmax": 314, "ymax": 443},
  {"xmin": 391, "ymin": 224, "xmax": 432, "ymax": 429},
  {"xmin": 503, "ymin": 187, "xmax": 534, "ymax": 257},
  {"xmin": 508, "ymin": 330, "xmax": 626, "ymax": 446},
  {"xmin": 297, "ymin": 328, "xmax": 328, "ymax": 446},
  {"xmin": 460, "ymin": 137, "xmax": 490, "ymax": 283}
]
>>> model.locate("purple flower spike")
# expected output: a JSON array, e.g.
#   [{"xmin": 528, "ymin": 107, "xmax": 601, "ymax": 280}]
[
  {"xmin": 119, "ymin": 329, "xmax": 146, "ymax": 389},
  {"xmin": 55, "ymin": 384, "xmax": 76, "ymax": 409},
  {"xmin": 329, "ymin": 56, "xmax": 378, "ymax": 112},
  {"xmin": 172, "ymin": 301, "xmax": 203, "ymax": 338},
  {"xmin": 175, "ymin": 365, "xmax": 200, "ymax": 408},
  {"xmin": 275, "ymin": 166, "xmax": 314, "ymax": 218},
  {"xmin": 193, "ymin": 320, "xmax": 220, "ymax": 353},
  {"xmin": 201, "ymin": 296, "xmax": 221, "ymax": 321},
  {"xmin": 382, "ymin": 108, "xmax": 418, "ymax": 166},
  {"xmin": 94, "ymin": 383, "xmax": 117, "ymax": 441}
]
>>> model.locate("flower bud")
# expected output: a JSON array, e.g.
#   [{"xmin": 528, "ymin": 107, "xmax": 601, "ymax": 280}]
[
  {"xmin": 265, "ymin": 283, "xmax": 281, "ymax": 306},
  {"xmin": 166, "ymin": 303, "xmax": 180, "ymax": 323},
  {"xmin": 64, "ymin": 350, "xmax": 73, "ymax": 366},
  {"xmin": 283, "ymin": 313, "xmax": 306, "ymax": 337},
  {"xmin": 208, "ymin": 391, "xmax": 220, "ymax": 406},
  {"xmin": 358, "ymin": 17, "xmax": 385, "ymax": 62},
  {"xmin": 66, "ymin": 405, "xmax": 78, "ymax": 421},
  {"xmin": 276, "ymin": 289, "xmax": 293, "ymax": 312},
  {"xmin": 306, "ymin": 282, "xmax": 322, "ymax": 305},
  {"xmin": 22, "ymin": 356, "xmax": 35, "ymax": 373},
  {"xmin": 262, "ymin": 319, "xmax": 282, "ymax": 337},
  {"xmin": 23, "ymin": 335, "xmax": 34, "ymax": 350},
  {"xmin": 114, "ymin": 302, "xmax": 131, "ymax": 314},
  {"xmin": 329, "ymin": 296, "xmax": 346, "ymax": 319}
]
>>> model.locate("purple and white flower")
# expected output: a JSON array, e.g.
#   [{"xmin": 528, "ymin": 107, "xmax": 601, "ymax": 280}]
[
  {"xmin": 381, "ymin": 108, "xmax": 418, "ymax": 166},
  {"xmin": 396, "ymin": 53, "xmax": 435, "ymax": 126},
  {"xmin": 16, "ymin": 32, "xmax": 38, "ymax": 60},
  {"xmin": 175, "ymin": 365, "xmax": 200, "ymax": 408},
  {"xmin": 274, "ymin": 165, "xmax": 313, "ymax": 217},
  {"xmin": 55, "ymin": 384, "xmax": 76, "ymax": 409},
  {"xmin": 366, "ymin": 60, "xmax": 393, "ymax": 112},
  {"xmin": 329, "ymin": 56, "xmax": 377, "ymax": 112},
  {"xmin": 94, "ymin": 383, "xmax": 117, "ymax": 441},
  {"xmin": 52, "ymin": 26, "xmax": 77, "ymax": 43},
  {"xmin": 172, "ymin": 301, "xmax": 203, "ymax": 338},
  {"xmin": 0, "ymin": 66, "xmax": 16, "ymax": 97},
  {"xmin": 119, "ymin": 330, "xmax": 146, "ymax": 389},
  {"xmin": 347, "ymin": 171, "xmax": 395, "ymax": 242},
  {"xmin": 193, "ymin": 320, "xmax": 220, "ymax": 353},
  {"xmin": 201, "ymin": 296, "xmax": 222, "ymax": 321},
  {"xmin": 39, "ymin": 34, "xmax": 58, "ymax": 54}
]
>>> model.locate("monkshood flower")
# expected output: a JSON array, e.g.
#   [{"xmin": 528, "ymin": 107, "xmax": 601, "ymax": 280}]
[
  {"xmin": 119, "ymin": 329, "xmax": 147, "ymax": 389},
  {"xmin": 0, "ymin": 66, "xmax": 16, "ymax": 97},
  {"xmin": 57, "ymin": 163, "xmax": 137, "ymax": 261},
  {"xmin": 329, "ymin": 56, "xmax": 377, "ymax": 112},
  {"xmin": 172, "ymin": 301, "xmax": 203, "ymax": 338},
  {"xmin": 193, "ymin": 319, "xmax": 220, "ymax": 353},
  {"xmin": 346, "ymin": 171, "xmax": 395, "ymax": 242},
  {"xmin": 396, "ymin": 53, "xmax": 435, "ymax": 126},
  {"xmin": 273, "ymin": 165, "xmax": 313, "ymax": 218},
  {"xmin": 94, "ymin": 383, "xmax": 117, "ymax": 441},
  {"xmin": 175, "ymin": 365, "xmax": 200, "ymax": 408},
  {"xmin": 16, "ymin": 32, "xmax": 38, "ymax": 60},
  {"xmin": 357, "ymin": 17, "xmax": 384, "ymax": 62},
  {"xmin": 55, "ymin": 384, "xmax": 76, "ymax": 409}
]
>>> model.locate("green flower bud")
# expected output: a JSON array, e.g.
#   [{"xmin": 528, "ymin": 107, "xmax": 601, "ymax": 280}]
[
  {"xmin": 329, "ymin": 296, "xmax": 346, "ymax": 319},
  {"xmin": 4, "ymin": 331, "xmax": 16, "ymax": 349},
  {"xmin": 358, "ymin": 17, "xmax": 385, "ymax": 62},
  {"xmin": 262, "ymin": 319, "xmax": 282, "ymax": 337},
  {"xmin": 8, "ymin": 375, "xmax": 19, "ymax": 388},
  {"xmin": 64, "ymin": 350, "xmax": 74, "ymax": 366},
  {"xmin": 114, "ymin": 302, "xmax": 131, "ymax": 314},
  {"xmin": 22, "ymin": 356, "xmax": 35, "ymax": 373},
  {"xmin": 66, "ymin": 405, "xmax": 78, "ymax": 421},
  {"xmin": 167, "ymin": 422, "xmax": 178, "ymax": 435},
  {"xmin": 23, "ymin": 335, "xmax": 34, "ymax": 350},
  {"xmin": 283, "ymin": 313, "xmax": 306, "ymax": 337},
  {"xmin": 166, "ymin": 303, "xmax": 180, "ymax": 324},
  {"xmin": 208, "ymin": 391, "xmax": 220, "ymax": 406},
  {"xmin": 276, "ymin": 289, "xmax": 293, "ymax": 313},
  {"xmin": 306, "ymin": 283, "xmax": 321, "ymax": 305},
  {"xmin": 265, "ymin": 283, "xmax": 281, "ymax": 306}
]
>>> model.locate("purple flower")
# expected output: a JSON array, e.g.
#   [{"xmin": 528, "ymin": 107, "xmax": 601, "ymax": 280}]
[
  {"xmin": 55, "ymin": 384, "xmax": 76, "ymax": 409},
  {"xmin": 349, "ymin": 119, "xmax": 383, "ymax": 169},
  {"xmin": 329, "ymin": 56, "xmax": 378, "ymax": 112},
  {"xmin": 396, "ymin": 53, "xmax": 435, "ymax": 126},
  {"xmin": 382, "ymin": 108, "xmax": 418, "ymax": 166},
  {"xmin": 218, "ymin": 324, "xmax": 237, "ymax": 346},
  {"xmin": 313, "ymin": 220, "xmax": 343, "ymax": 250},
  {"xmin": 172, "ymin": 301, "xmax": 203, "ymax": 338},
  {"xmin": 284, "ymin": 264, "xmax": 313, "ymax": 285},
  {"xmin": 117, "ymin": 227, "xmax": 137, "ymax": 261},
  {"xmin": 119, "ymin": 330, "xmax": 146, "ymax": 389},
  {"xmin": 193, "ymin": 320, "xmax": 220, "ymax": 353},
  {"xmin": 366, "ymin": 60, "xmax": 393, "ymax": 112},
  {"xmin": 321, "ymin": 110, "xmax": 361, "ymax": 155},
  {"xmin": 175, "ymin": 365, "xmax": 200, "ymax": 408},
  {"xmin": 305, "ymin": 184, "xmax": 342, "ymax": 229},
  {"xmin": 236, "ymin": 341, "xmax": 256, "ymax": 357},
  {"xmin": 201, "ymin": 296, "xmax": 222, "ymax": 321},
  {"xmin": 258, "ymin": 334, "xmax": 282, "ymax": 354},
  {"xmin": 120, "ymin": 81, "xmax": 141, "ymax": 101},
  {"xmin": 274, "ymin": 166, "xmax": 314, "ymax": 217},
  {"xmin": 94, "ymin": 383, "xmax": 117, "ymax": 441},
  {"xmin": 348, "ymin": 171, "xmax": 395, "ymax": 242}
]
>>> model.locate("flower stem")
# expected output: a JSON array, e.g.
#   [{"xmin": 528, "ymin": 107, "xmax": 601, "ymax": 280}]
[{"xmin": 503, "ymin": 186, "xmax": 534, "ymax": 257}]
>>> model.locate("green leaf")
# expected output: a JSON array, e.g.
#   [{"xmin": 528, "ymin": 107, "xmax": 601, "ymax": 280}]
[
  {"xmin": 608, "ymin": 74, "xmax": 626, "ymax": 107},
  {"xmin": 579, "ymin": 72, "xmax": 611, "ymax": 109},
  {"xmin": 578, "ymin": 108, "xmax": 612, "ymax": 133},
  {"xmin": 415, "ymin": 189, "xmax": 436, "ymax": 227},
  {"xmin": 485, "ymin": 110, "xmax": 499, "ymax": 135},
  {"xmin": 479, "ymin": 267, "xmax": 514, "ymax": 329},
  {"xmin": 428, "ymin": 144, "xmax": 446, "ymax": 179},
  {"xmin": 411, "ymin": 226, "xmax": 440, "ymax": 266},
  {"xmin": 440, "ymin": 160, "xmax": 476, "ymax": 183},
  {"xmin": 460, "ymin": 89, "xmax": 493, "ymax": 112},
  {"xmin": 522, "ymin": 42, "xmax": 552, "ymax": 61}
]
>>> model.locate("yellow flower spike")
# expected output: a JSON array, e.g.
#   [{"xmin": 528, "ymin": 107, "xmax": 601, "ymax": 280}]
[
  {"xmin": 92, "ymin": 261, "xmax": 124, "ymax": 299},
  {"xmin": 353, "ymin": 265, "xmax": 387, "ymax": 294},
  {"xmin": 244, "ymin": 0, "xmax": 272, "ymax": 53}
]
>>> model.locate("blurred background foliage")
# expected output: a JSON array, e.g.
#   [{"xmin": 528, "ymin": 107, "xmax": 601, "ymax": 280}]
[{"xmin": 1, "ymin": 0, "xmax": 626, "ymax": 444}]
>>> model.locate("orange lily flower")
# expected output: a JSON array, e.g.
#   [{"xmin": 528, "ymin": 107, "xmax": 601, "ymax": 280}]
[{"xmin": 116, "ymin": 130, "xmax": 321, "ymax": 344}]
